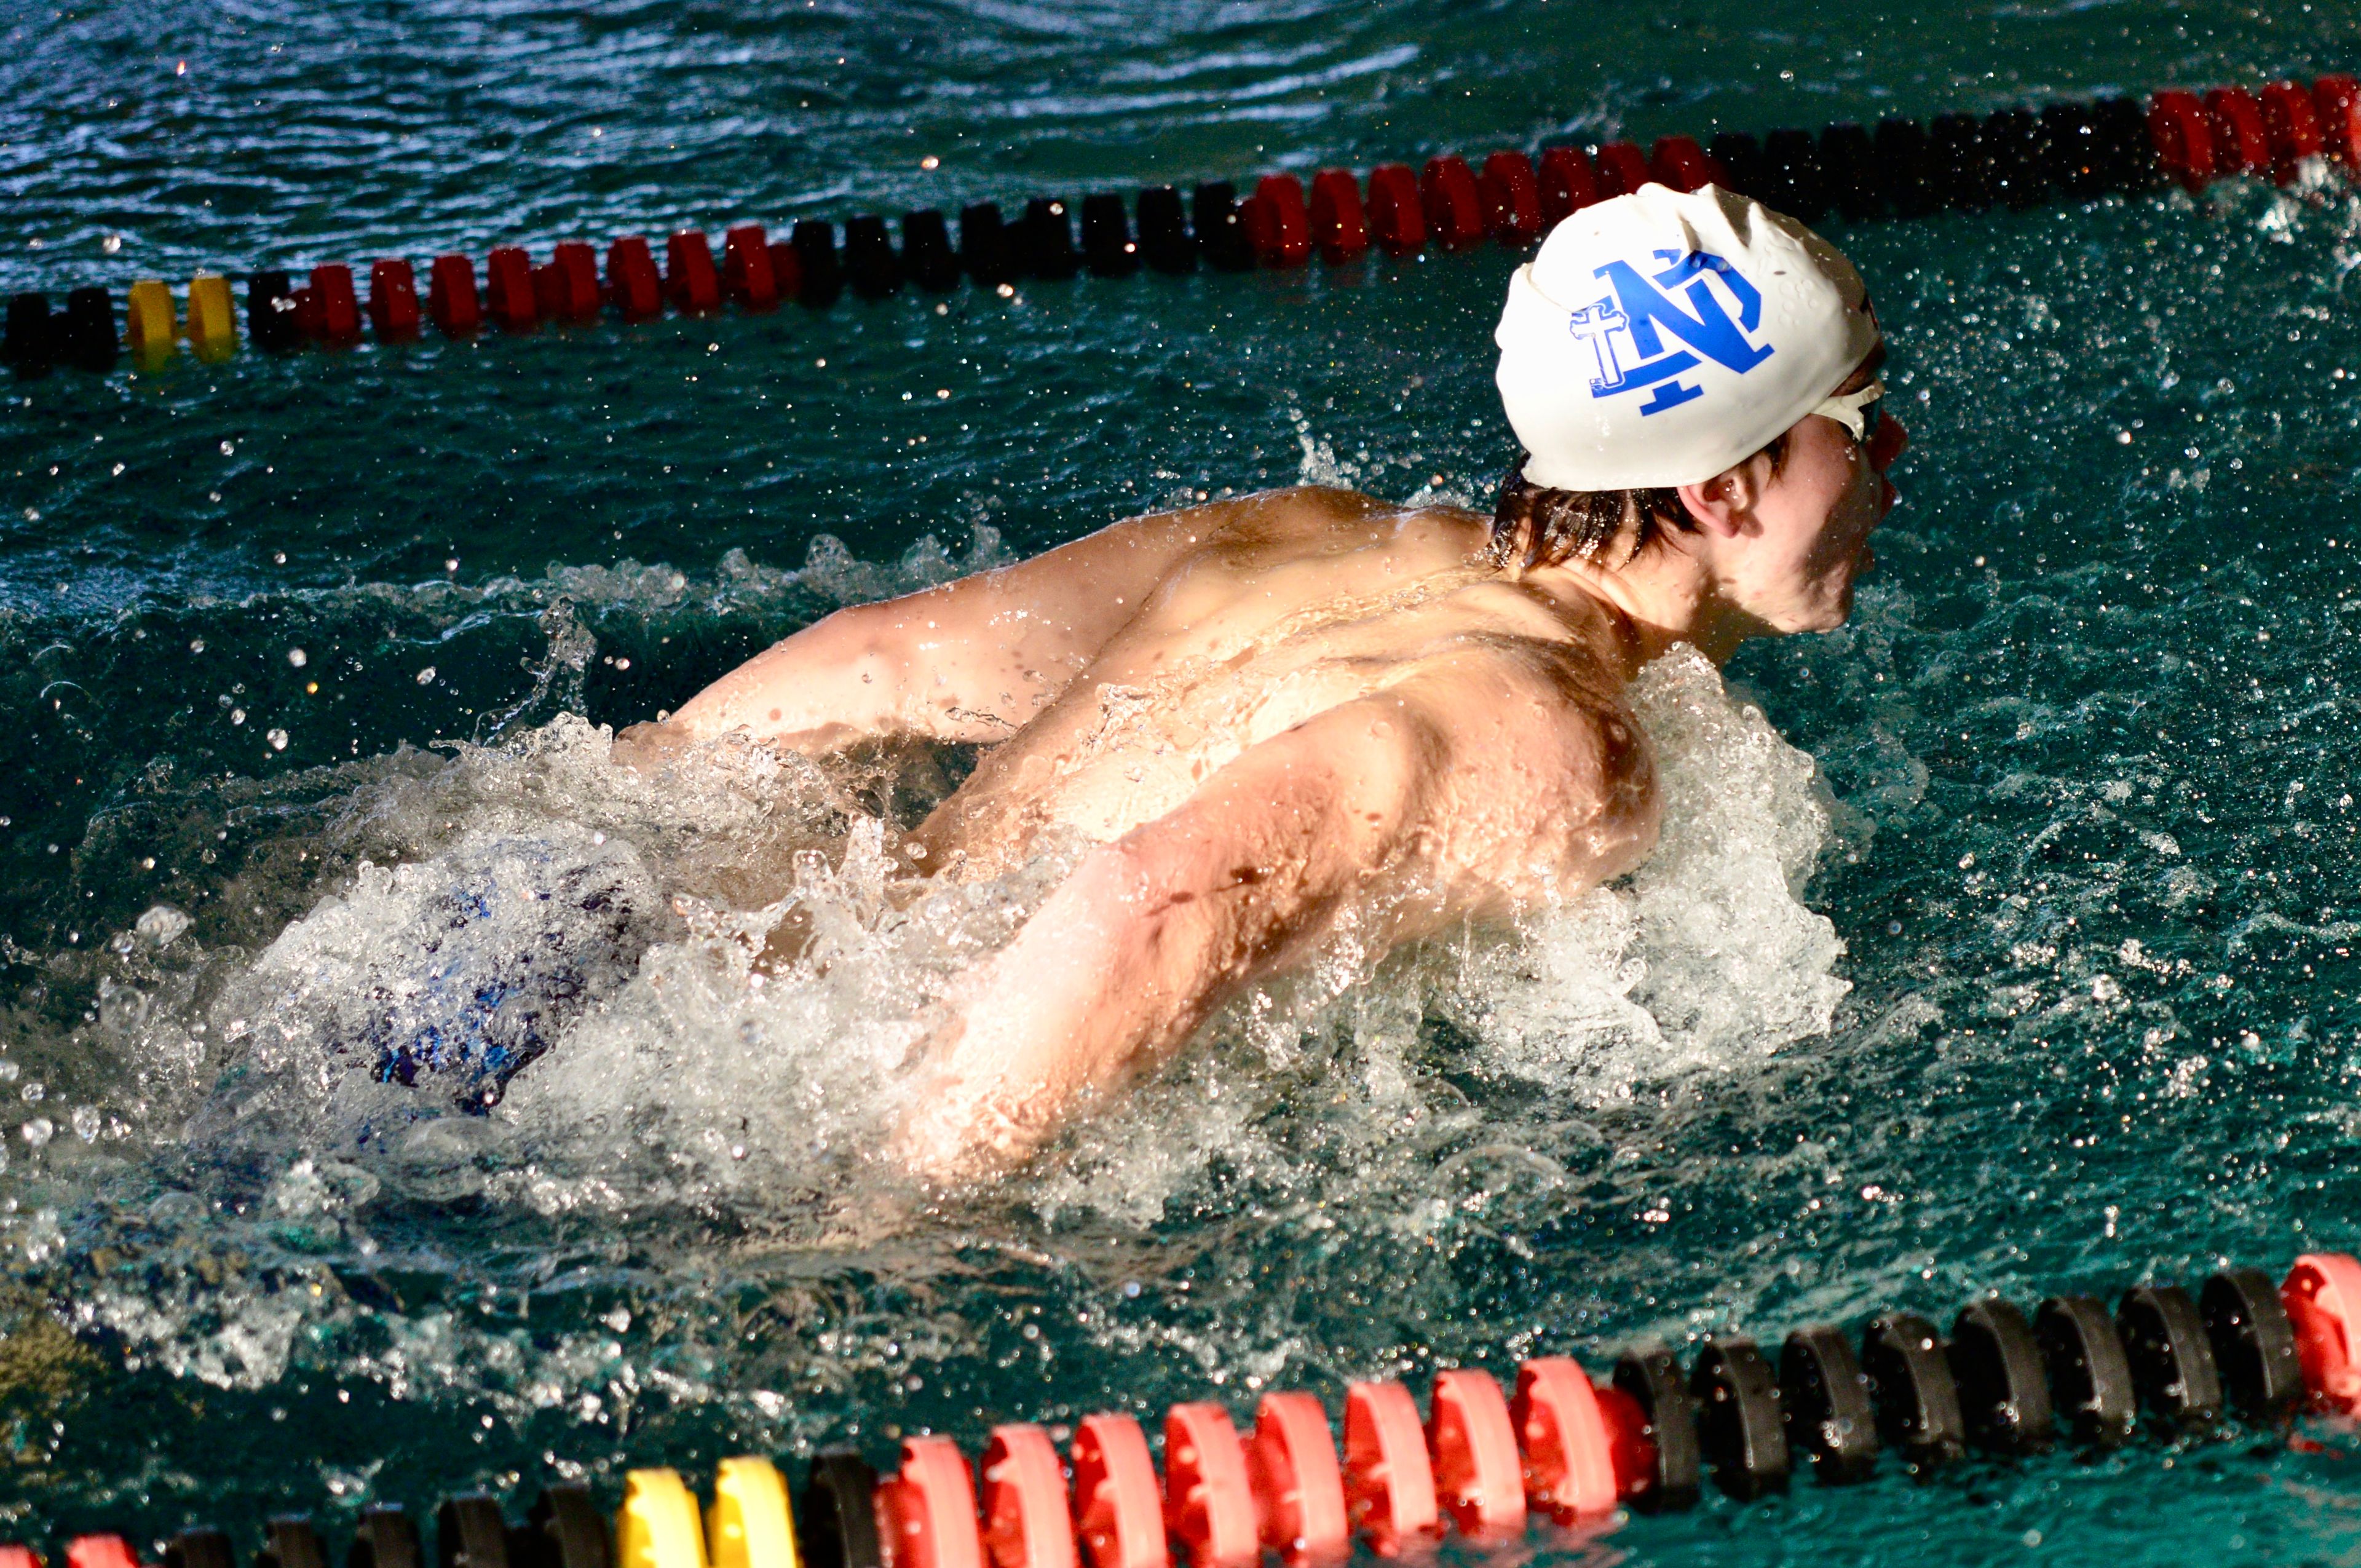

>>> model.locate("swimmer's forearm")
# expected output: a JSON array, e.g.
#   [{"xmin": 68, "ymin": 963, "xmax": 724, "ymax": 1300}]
[
  {"xmin": 894, "ymin": 846, "xmax": 1217, "ymax": 1173},
  {"xmin": 663, "ymin": 605, "xmax": 912, "ymax": 745},
  {"xmin": 895, "ymin": 839, "xmax": 1275, "ymax": 1176},
  {"xmin": 896, "ymin": 697, "xmax": 1434, "ymax": 1177}
]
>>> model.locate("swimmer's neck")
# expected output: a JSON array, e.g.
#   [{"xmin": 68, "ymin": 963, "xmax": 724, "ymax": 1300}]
[{"xmin": 1513, "ymin": 539, "xmax": 1764, "ymax": 670}]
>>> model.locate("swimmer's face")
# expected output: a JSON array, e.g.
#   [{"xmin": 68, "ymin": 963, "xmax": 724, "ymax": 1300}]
[{"xmin": 1689, "ymin": 341, "xmax": 1908, "ymax": 635}]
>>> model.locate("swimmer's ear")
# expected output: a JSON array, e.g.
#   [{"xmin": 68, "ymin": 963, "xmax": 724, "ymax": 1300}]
[{"xmin": 1674, "ymin": 459, "xmax": 1767, "ymax": 539}]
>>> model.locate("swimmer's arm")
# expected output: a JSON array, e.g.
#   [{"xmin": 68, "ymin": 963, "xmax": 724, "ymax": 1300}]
[
  {"xmin": 619, "ymin": 488, "xmax": 1367, "ymax": 762},
  {"xmin": 890, "ymin": 665, "xmax": 1656, "ymax": 1179}
]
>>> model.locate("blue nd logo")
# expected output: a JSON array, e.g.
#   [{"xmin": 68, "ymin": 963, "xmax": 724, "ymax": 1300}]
[{"xmin": 1565, "ymin": 248, "xmax": 1774, "ymax": 415}]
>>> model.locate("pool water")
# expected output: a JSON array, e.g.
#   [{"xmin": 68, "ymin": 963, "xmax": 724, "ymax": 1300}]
[{"xmin": 10, "ymin": 1, "xmax": 2361, "ymax": 1562}]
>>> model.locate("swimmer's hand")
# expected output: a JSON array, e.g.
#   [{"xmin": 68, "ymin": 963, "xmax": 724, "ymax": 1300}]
[
  {"xmin": 609, "ymin": 719, "xmax": 700, "ymax": 775},
  {"xmin": 887, "ymin": 877, "xmax": 1142, "ymax": 1186}
]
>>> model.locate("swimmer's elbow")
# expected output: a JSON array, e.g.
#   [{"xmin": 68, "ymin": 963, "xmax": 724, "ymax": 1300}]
[
  {"xmin": 1578, "ymin": 711, "xmax": 1662, "ymax": 882},
  {"xmin": 1597, "ymin": 772, "xmax": 1662, "ymax": 881},
  {"xmin": 674, "ymin": 600, "xmax": 911, "ymax": 742}
]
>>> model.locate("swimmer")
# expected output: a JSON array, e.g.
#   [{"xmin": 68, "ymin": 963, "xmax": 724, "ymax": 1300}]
[{"xmin": 614, "ymin": 183, "xmax": 1907, "ymax": 1179}]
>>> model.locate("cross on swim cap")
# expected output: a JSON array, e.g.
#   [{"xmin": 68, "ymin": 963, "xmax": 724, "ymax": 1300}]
[{"xmin": 1493, "ymin": 183, "xmax": 1880, "ymax": 492}]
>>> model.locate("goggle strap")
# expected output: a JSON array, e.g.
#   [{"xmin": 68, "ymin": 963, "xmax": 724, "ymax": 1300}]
[{"xmin": 1813, "ymin": 378, "xmax": 1887, "ymax": 443}]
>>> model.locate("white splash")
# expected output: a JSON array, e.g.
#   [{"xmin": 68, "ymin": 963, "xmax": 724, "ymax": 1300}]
[
  {"xmin": 61, "ymin": 637, "xmax": 1848, "ymax": 1400},
  {"xmin": 151, "ymin": 642, "xmax": 1843, "ymax": 1221},
  {"xmin": 1446, "ymin": 646, "xmax": 1848, "ymax": 1093}
]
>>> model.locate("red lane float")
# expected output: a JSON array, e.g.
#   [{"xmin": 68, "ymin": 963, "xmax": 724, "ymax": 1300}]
[
  {"xmin": 604, "ymin": 236, "xmax": 663, "ymax": 320},
  {"xmin": 1538, "ymin": 145, "xmax": 1599, "ymax": 223},
  {"xmin": 1342, "ymin": 1380, "xmax": 1439, "ymax": 1557},
  {"xmin": 1592, "ymin": 141, "xmax": 1651, "ymax": 198},
  {"xmin": 1427, "ymin": 1370, "xmax": 1525, "ymax": 1538},
  {"xmin": 1592, "ymin": 1382, "xmax": 1658, "ymax": 1505},
  {"xmin": 1477, "ymin": 152, "xmax": 1543, "ymax": 247},
  {"xmin": 1648, "ymin": 134, "xmax": 1721, "ymax": 192},
  {"xmin": 1307, "ymin": 170, "xmax": 1367, "ymax": 263},
  {"xmin": 1163, "ymin": 1403, "xmax": 1257, "ymax": 1568},
  {"xmin": 531, "ymin": 261, "xmax": 563, "ymax": 323},
  {"xmin": 368, "ymin": 258, "xmax": 421, "ymax": 339},
  {"xmin": 426, "ymin": 252, "xmax": 481, "ymax": 336},
  {"xmin": 1246, "ymin": 1392, "xmax": 1348, "ymax": 1566},
  {"xmin": 2284, "ymin": 1252, "xmax": 2361, "ymax": 1414},
  {"xmin": 65, "ymin": 1542, "xmax": 136, "ymax": 1568},
  {"xmin": 1418, "ymin": 156, "xmax": 1485, "ymax": 250},
  {"xmin": 1511, "ymin": 1358, "xmax": 1618, "ymax": 1524},
  {"xmin": 2261, "ymin": 81, "xmax": 2324, "ymax": 183},
  {"xmin": 1248, "ymin": 175, "xmax": 1311, "ymax": 267},
  {"xmin": 485, "ymin": 244, "xmax": 537, "ymax": 330},
  {"xmin": 879, "ymin": 1436, "xmax": 986, "ymax": 1568},
  {"xmin": 538, "ymin": 240, "xmax": 600, "ymax": 323},
  {"xmin": 2204, "ymin": 86, "xmax": 2271, "ymax": 176},
  {"xmin": 1070, "ymin": 1414, "xmax": 1166, "ymax": 1568},
  {"xmin": 0, "ymin": 1548, "xmax": 39, "ymax": 1568},
  {"xmin": 983, "ymin": 1424, "xmax": 1079, "ymax": 1568},
  {"xmin": 2317, "ymin": 74, "xmax": 2361, "ymax": 165},
  {"xmin": 666, "ymin": 230, "xmax": 721, "ymax": 315},
  {"xmin": 2148, "ymin": 90, "xmax": 2217, "ymax": 190},
  {"xmin": 723, "ymin": 224, "xmax": 778, "ymax": 309},
  {"xmin": 304, "ymin": 263, "xmax": 360, "ymax": 345},
  {"xmin": 1365, "ymin": 165, "xmax": 1425, "ymax": 256}
]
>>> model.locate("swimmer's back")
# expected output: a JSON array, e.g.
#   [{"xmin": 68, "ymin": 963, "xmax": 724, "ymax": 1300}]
[{"xmin": 910, "ymin": 486, "xmax": 1653, "ymax": 884}]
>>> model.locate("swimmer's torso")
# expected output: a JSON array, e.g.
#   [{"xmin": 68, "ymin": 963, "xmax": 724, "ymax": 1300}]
[{"xmin": 909, "ymin": 491, "xmax": 1626, "ymax": 880}]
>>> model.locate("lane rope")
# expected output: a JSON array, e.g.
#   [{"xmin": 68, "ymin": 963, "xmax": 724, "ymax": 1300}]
[
  {"xmin": 6, "ymin": 76, "xmax": 2358, "ymax": 378},
  {"xmin": 12, "ymin": 1252, "xmax": 2357, "ymax": 1566}
]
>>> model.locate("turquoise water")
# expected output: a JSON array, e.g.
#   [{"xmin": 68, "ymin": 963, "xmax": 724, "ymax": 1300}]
[{"xmin": 10, "ymin": 2, "xmax": 2361, "ymax": 1564}]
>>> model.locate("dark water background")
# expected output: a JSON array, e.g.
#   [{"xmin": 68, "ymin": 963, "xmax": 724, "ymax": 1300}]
[{"xmin": 10, "ymin": 1, "xmax": 2361, "ymax": 1564}]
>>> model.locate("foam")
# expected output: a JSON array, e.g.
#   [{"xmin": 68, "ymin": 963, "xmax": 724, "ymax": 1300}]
[{"xmin": 148, "ymin": 644, "xmax": 1839, "ymax": 1208}]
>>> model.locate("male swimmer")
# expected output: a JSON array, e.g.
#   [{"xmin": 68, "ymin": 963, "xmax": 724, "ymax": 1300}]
[{"xmin": 614, "ymin": 183, "xmax": 1907, "ymax": 1178}]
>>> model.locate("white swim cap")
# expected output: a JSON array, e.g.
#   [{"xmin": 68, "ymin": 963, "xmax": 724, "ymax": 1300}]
[{"xmin": 1493, "ymin": 183, "xmax": 1880, "ymax": 492}]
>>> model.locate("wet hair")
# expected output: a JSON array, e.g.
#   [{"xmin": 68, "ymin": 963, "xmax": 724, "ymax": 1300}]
[{"xmin": 1489, "ymin": 432, "xmax": 1790, "ymax": 571}]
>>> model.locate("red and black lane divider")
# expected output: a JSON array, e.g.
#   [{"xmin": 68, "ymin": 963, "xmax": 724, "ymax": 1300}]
[
  {"xmin": 6, "ymin": 71, "xmax": 2360, "ymax": 379},
  {"xmin": 12, "ymin": 1254, "xmax": 2361, "ymax": 1568}
]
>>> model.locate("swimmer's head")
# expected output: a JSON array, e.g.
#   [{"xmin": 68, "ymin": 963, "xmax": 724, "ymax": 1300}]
[{"xmin": 1490, "ymin": 183, "xmax": 1905, "ymax": 635}]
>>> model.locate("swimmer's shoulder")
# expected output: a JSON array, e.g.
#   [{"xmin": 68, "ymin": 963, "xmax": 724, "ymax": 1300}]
[
  {"xmin": 1173, "ymin": 485, "xmax": 1488, "ymax": 564},
  {"xmin": 1386, "ymin": 622, "xmax": 1661, "ymax": 888}
]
